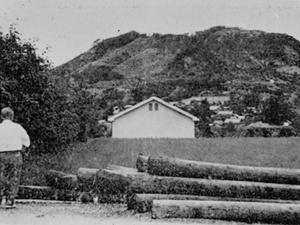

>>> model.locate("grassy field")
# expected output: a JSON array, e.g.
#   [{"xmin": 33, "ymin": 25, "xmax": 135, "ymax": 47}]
[{"xmin": 21, "ymin": 137, "xmax": 300, "ymax": 186}]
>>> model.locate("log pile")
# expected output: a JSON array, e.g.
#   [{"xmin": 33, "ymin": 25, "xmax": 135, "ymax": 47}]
[
  {"xmin": 17, "ymin": 154, "xmax": 300, "ymax": 224},
  {"xmin": 120, "ymin": 155, "xmax": 300, "ymax": 224}
]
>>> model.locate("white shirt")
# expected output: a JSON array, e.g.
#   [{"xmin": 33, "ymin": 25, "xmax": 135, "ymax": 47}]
[{"xmin": 0, "ymin": 120, "xmax": 30, "ymax": 152}]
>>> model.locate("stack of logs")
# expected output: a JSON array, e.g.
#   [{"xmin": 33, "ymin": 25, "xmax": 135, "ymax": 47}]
[
  {"xmin": 100, "ymin": 155, "xmax": 300, "ymax": 224},
  {"xmin": 17, "ymin": 155, "xmax": 300, "ymax": 224}
]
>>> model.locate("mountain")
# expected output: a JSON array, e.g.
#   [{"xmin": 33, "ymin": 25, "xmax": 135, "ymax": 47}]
[{"xmin": 53, "ymin": 26, "xmax": 300, "ymax": 106}]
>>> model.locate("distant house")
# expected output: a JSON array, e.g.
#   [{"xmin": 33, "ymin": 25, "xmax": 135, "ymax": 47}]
[
  {"xmin": 182, "ymin": 95, "xmax": 230, "ymax": 105},
  {"xmin": 201, "ymin": 95, "xmax": 230, "ymax": 104},
  {"xmin": 216, "ymin": 110, "xmax": 234, "ymax": 116},
  {"xmin": 209, "ymin": 105, "xmax": 221, "ymax": 111},
  {"xmin": 108, "ymin": 96, "xmax": 199, "ymax": 138},
  {"xmin": 224, "ymin": 118, "xmax": 242, "ymax": 124},
  {"xmin": 210, "ymin": 120, "xmax": 223, "ymax": 126},
  {"xmin": 231, "ymin": 114, "xmax": 245, "ymax": 120},
  {"xmin": 199, "ymin": 91, "xmax": 230, "ymax": 104}
]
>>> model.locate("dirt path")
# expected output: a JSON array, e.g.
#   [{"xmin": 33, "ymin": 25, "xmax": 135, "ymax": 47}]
[{"xmin": 0, "ymin": 201, "xmax": 272, "ymax": 225}]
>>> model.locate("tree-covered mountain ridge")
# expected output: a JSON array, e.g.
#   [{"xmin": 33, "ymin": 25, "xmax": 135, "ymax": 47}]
[
  {"xmin": 55, "ymin": 26, "xmax": 300, "ymax": 97},
  {"xmin": 54, "ymin": 26, "xmax": 300, "ymax": 104}
]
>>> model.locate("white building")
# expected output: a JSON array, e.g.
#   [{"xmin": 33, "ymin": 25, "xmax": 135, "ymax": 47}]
[
  {"xmin": 216, "ymin": 110, "xmax": 234, "ymax": 116},
  {"xmin": 108, "ymin": 96, "xmax": 199, "ymax": 138},
  {"xmin": 224, "ymin": 118, "xmax": 242, "ymax": 124}
]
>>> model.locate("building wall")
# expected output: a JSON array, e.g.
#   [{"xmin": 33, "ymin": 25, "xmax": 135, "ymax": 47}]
[
  {"xmin": 112, "ymin": 100, "xmax": 195, "ymax": 138},
  {"xmin": 200, "ymin": 96, "xmax": 230, "ymax": 104}
]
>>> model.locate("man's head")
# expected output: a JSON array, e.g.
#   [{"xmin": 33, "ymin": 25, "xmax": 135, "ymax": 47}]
[{"xmin": 1, "ymin": 107, "xmax": 14, "ymax": 121}]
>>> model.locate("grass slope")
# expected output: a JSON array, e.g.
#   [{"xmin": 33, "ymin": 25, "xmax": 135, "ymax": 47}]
[{"xmin": 21, "ymin": 137, "xmax": 300, "ymax": 186}]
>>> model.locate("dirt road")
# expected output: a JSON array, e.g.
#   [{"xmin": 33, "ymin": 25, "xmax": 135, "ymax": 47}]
[{"xmin": 0, "ymin": 201, "xmax": 271, "ymax": 225}]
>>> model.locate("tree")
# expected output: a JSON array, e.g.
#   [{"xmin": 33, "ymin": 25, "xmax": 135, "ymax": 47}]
[
  {"xmin": 66, "ymin": 84, "xmax": 108, "ymax": 141},
  {"xmin": 223, "ymin": 122, "xmax": 236, "ymax": 137},
  {"xmin": 291, "ymin": 114, "xmax": 300, "ymax": 136},
  {"xmin": 189, "ymin": 100, "xmax": 213, "ymax": 137},
  {"xmin": 261, "ymin": 91, "xmax": 295, "ymax": 125},
  {"xmin": 0, "ymin": 26, "xmax": 79, "ymax": 153}
]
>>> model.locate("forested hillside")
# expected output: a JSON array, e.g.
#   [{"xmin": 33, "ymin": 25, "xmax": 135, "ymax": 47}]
[{"xmin": 52, "ymin": 26, "xmax": 300, "ymax": 137}]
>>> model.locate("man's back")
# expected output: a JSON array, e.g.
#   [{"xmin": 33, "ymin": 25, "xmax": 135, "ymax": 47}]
[{"xmin": 0, "ymin": 120, "xmax": 30, "ymax": 152}]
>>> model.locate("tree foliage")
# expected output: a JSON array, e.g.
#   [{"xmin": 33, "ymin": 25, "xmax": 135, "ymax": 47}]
[
  {"xmin": 261, "ymin": 91, "xmax": 295, "ymax": 125},
  {"xmin": 186, "ymin": 100, "xmax": 214, "ymax": 137},
  {"xmin": 0, "ymin": 27, "xmax": 81, "ymax": 153}
]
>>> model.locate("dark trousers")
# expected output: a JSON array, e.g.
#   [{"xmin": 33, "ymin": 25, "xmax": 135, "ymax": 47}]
[{"xmin": 0, "ymin": 151, "xmax": 22, "ymax": 201}]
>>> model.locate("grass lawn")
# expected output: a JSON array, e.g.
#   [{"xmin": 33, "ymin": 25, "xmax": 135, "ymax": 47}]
[{"xmin": 21, "ymin": 137, "xmax": 300, "ymax": 186}]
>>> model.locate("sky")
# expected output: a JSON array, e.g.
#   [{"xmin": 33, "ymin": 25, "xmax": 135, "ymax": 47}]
[{"xmin": 1, "ymin": 0, "xmax": 300, "ymax": 67}]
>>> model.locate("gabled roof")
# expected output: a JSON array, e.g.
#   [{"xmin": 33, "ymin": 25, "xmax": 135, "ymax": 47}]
[
  {"xmin": 224, "ymin": 118, "xmax": 241, "ymax": 124},
  {"xmin": 108, "ymin": 96, "xmax": 199, "ymax": 122}
]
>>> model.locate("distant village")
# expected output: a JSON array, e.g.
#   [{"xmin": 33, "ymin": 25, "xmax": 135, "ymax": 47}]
[
  {"xmin": 171, "ymin": 91, "xmax": 251, "ymax": 128},
  {"xmin": 103, "ymin": 87, "xmax": 295, "ymax": 139}
]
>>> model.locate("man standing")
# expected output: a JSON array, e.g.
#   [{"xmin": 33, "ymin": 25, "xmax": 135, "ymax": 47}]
[{"xmin": 0, "ymin": 107, "xmax": 30, "ymax": 209}]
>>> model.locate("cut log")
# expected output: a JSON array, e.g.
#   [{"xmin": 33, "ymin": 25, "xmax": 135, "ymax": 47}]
[
  {"xmin": 17, "ymin": 185, "xmax": 79, "ymax": 201},
  {"xmin": 94, "ymin": 165, "xmax": 148, "ymax": 203},
  {"xmin": 128, "ymin": 193, "xmax": 300, "ymax": 213},
  {"xmin": 136, "ymin": 155, "xmax": 149, "ymax": 172},
  {"xmin": 17, "ymin": 185, "xmax": 56, "ymax": 200},
  {"xmin": 148, "ymin": 155, "xmax": 300, "ymax": 185},
  {"xmin": 15, "ymin": 199, "xmax": 75, "ymax": 204},
  {"xmin": 94, "ymin": 165, "xmax": 143, "ymax": 195},
  {"xmin": 45, "ymin": 170, "xmax": 77, "ymax": 190},
  {"xmin": 77, "ymin": 168, "xmax": 99, "ymax": 191},
  {"xmin": 152, "ymin": 200, "xmax": 300, "ymax": 224},
  {"xmin": 128, "ymin": 194, "xmax": 217, "ymax": 212},
  {"xmin": 54, "ymin": 189, "xmax": 79, "ymax": 201},
  {"xmin": 95, "ymin": 166, "xmax": 300, "ymax": 201},
  {"xmin": 45, "ymin": 170, "xmax": 69, "ymax": 186}
]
